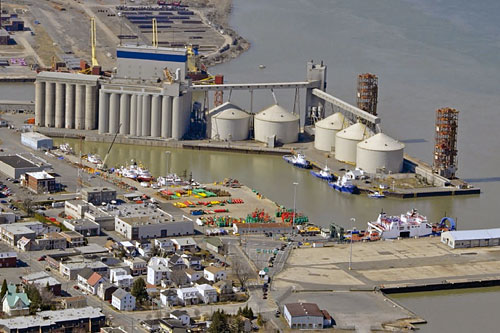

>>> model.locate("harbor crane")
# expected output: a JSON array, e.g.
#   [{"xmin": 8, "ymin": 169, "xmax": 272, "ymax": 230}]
[
  {"xmin": 90, "ymin": 17, "xmax": 98, "ymax": 67},
  {"xmin": 152, "ymin": 18, "xmax": 158, "ymax": 48},
  {"xmin": 98, "ymin": 123, "xmax": 121, "ymax": 170}
]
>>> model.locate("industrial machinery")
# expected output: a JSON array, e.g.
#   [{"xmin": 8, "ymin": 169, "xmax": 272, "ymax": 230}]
[
  {"xmin": 357, "ymin": 73, "xmax": 378, "ymax": 116},
  {"xmin": 80, "ymin": 17, "xmax": 99, "ymax": 75},
  {"xmin": 433, "ymin": 107, "xmax": 459, "ymax": 178},
  {"xmin": 329, "ymin": 223, "xmax": 345, "ymax": 241},
  {"xmin": 98, "ymin": 123, "xmax": 121, "ymax": 170}
]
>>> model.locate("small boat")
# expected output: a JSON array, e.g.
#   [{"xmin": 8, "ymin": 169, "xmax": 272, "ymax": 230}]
[
  {"xmin": 59, "ymin": 143, "xmax": 73, "ymax": 154},
  {"xmin": 310, "ymin": 164, "xmax": 335, "ymax": 181},
  {"xmin": 137, "ymin": 168, "xmax": 153, "ymax": 182},
  {"xmin": 283, "ymin": 153, "xmax": 311, "ymax": 169},
  {"xmin": 259, "ymin": 64, "xmax": 266, "ymax": 69},
  {"xmin": 368, "ymin": 191, "xmax": 385, "ymax": 199},
  {"xmin": 329, "ymin": 175, "xmax": 358, "ymax": 194},
  {"xmin": 87, "ymin": 154, "xmax": 102, "ymax": 164}
]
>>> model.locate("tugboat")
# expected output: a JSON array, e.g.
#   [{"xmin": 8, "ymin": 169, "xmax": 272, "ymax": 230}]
[
  {"xmin": 329, "ymin": 175, "xmax": 358, "ymax": 194},
  {"xmin": 282, "ymin": 153, "xmax": 311, "ymax": 169},
  {"xmin": 310, "ymin": 164, "xmax": 335, "ymax": 181}
]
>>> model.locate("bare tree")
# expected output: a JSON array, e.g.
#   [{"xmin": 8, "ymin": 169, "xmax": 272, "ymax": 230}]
[
  {"xmin": 232, "ymin": 260, "xmax": 250, "ymax": 289},
  {"xmin": 170, "ymin": 269, "xmax": 187, "ymax": 287},
  {"xmin": 23, "ymin": 197, "xmax": 34, "ymax": 217}
]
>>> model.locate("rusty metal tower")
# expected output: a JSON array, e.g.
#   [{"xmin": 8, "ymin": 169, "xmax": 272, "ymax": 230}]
[
  {"xmin": 357, "ymin": 73, "xmax": 378, "ymax": 116},
  {"xmin": 434, "ymin": 107, "xmax": 459, "ymax": 179}
]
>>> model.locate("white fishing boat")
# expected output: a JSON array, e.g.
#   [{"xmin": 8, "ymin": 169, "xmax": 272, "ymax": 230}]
[{"xmin": 87, "ymin": 154, "xmax": 102, "ymax": 164}]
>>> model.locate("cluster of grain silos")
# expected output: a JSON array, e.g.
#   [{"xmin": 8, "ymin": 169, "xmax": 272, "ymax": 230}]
[
  {"xmin": 207, "ymin": 102, "xmax": 251, "ymax": 141},
  {"xmin": 254, "ymin": 104, "xmax": 299, "ymax": 144},
  {"xmin": 314, "ymin": 112, "xmax": 348, "ymax": 152},
  {"xmin": 97, "ymin": 86, "xmax": 192, "ymax": 140},
  {"xmin": 356, "ymin": 133, "xmax": 405, "ymax": 173},
  {"xmin": 34, "ymin": 72, "xmax": 100, "ymax": 130}
]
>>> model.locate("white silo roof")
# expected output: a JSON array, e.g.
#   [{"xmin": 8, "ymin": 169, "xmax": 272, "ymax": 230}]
[
  {"xmin": 358, "ymin": 133, "xmax": 405, "ymax": 151},
  {"xmin": 336, "ymin": 122, "xmax": 373, "ymax": 140},
  {"xmin": 209, "ymin": 102, "xmax": 248, "ymax": 118},
  {"xmin": 255, "ymin": 104, "xmax": 299, "ymax": 122},
  {"xmin": 315, "ymin": 112, "xmax": 346, "ymax": 130},
  {"xmin": 214, "ymin": 107, "xmax": 250, "ymax": 120}
]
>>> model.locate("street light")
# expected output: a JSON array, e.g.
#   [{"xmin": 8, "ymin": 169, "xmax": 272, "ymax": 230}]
[
  {"xmin": 349, "ymin": 217, "xmax": 355, "ymax": 270},
  {"xmin": 292, "ymin": 182, "xmax": 299, "ymax": 232}
]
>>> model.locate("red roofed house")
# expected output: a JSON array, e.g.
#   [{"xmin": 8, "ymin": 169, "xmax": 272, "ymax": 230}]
[{"xmin": 78, "ymin": 269, "xmax": 105, "ymax": 295}]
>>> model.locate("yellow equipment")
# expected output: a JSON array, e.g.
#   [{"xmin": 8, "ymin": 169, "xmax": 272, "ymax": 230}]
[
  {"xmin": 90, "ymin": 17, "xmax": 98, "ymax": 67},
  {"xmin": 152, "ymin": 18, "xmax": 158, "ymax": 48}
]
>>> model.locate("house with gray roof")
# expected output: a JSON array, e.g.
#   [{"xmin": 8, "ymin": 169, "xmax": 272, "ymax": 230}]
[{"xmin": 111, "ymin": 288, "xmax": 135, "ymax": 311}]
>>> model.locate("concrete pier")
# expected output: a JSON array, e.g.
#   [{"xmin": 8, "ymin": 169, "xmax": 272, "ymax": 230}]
[
  {"xmin": 44, "ymin": 82, "xmax": 55, "ymax": 127},
  {"xmin": 65, "ymin": 83, "xmax": 75, "ymax": 129},
  {"xmin": 98, "ymin": 91, "xmax": 109, "ymax": 134},
  {"xmin": 75, "ymin": 84, "xmax": 85, "ymax": 130},
  {"xmin": 55, "ymin": 82, "xmax": 65, "ymax": 128},
  {"xmin": 141, "ymin": 94, "xmax": 151, "ymax": 137},
  {"xmin": 151, "ymin": 95, "xmax": 161, "ymax": 137},
  {"xmin": 161, "ymin": 96, "xmax": 172, "ymax": 138},
  {"xmin": 120, "ymin": 93, "xmax": 130, "ymax": 135},
  {"xmin": 35, "ymin": 81, "xmax": 45, "ymax": 127}
]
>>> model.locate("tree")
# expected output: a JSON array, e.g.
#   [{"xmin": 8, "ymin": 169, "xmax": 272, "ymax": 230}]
[
  {"xmin": 256, "ymin": 313, "xmax": 264, "ymax": 327},
  {"xmin": 237, "ymin": 305, "xmax": 253, "ymax": 319},
  {"xmin": 0, "ymin": 280, "xmax": 7, "ymax": 299},
  {"xmin": 232, "ymin": 260, "xmax": 250, "ymax": 289},
  {"xmin": 131, "ymin": 277, "xmax": 148, "ymax": 304},
  {"xmin": 170, "ymin": 269, "xmax": 186, "ymax": 287},
  {"xmin": 23, "ymin": 198, "xmax": 34, "ymax": 217},
  {"xmin": 208, "ymin": 309, "xmax": 228, "ymax": 333},
  {"xmin": 25, "ymin": 284, "xmax": 42, "ymax": 314},
  {"xmin": 229, "ymin": 315, "xmax": 245, "ymax": 333}
]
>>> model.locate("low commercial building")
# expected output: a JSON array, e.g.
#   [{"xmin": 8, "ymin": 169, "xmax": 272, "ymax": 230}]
[
  {"xmin": 21, "ymin": 132, "xmax": 53, "ymax": 150},
  {"xmin": 0, "ymin": 212, "xmax": 17, "ymax": 224},
  {"xmin": 233, "ymin": 222, "xmax": 293, "ymax": 235},
  {"xmin": 206, "ymin": 237, "xmax": 225, "ymax": 254},
  {"xmin": 441, "ymin": 228, "xmax": 500, "ymax": 248},
  {"xmin": 1, "ymin": 222, "xmax": 50, "ymax": 246},
  {"xmin": 22, "ymin": 271, "xmax": 62, "ymax": 296},
  {"xmin": 0, "ymin": 252, "xmax": 17, "ymax": 267},
  {"xmin": 283, "ymin": 302, "xmax": 329, "ymax": 330},
  {"xmin": 0, "ymin": 306, "xmax": 105, "ymax": 332},
  {"xmin": 172, "ymin": 237, "xmax": 197, "ymax": 252},
  {"xmin": 60, "ymin": 230, "xmax": 85, "ymax": 247},
  {"xmin": 82, "ymin": 187, "xmax": 116, "ymax": 205},
  {"xmin": 115, "ymin": 215, "xmax": 193, "ymax": 241},
  {"xmin": 0, "ymin": 154, "xmax": 47, "ymax": 179},
  {"xmin": 18, "ymin": 232, "xmax": 68, "ymax": 251},
  {"xmin": 63, "ymin": 218, "xmax": 101, "ymax": 236},
  {"xmin": 61, "ymin": 295, "xmax": 87, "ymax": 309},
  {"xmin": 65, "ymin": 200, "xmax": 90, "ymax": 219},
  {"xmin": 24, "ymin": 171, "xmax": 56, "ymax": 193}
]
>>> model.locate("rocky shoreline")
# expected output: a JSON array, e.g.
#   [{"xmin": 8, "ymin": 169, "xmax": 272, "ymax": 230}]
[{"xmin": 185, "ymin": 0, "xmax": 250, "ymax": 68}]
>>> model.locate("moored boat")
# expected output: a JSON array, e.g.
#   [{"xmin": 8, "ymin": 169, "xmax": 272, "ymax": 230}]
[
  {"xmin": 329, "ymin": 175, "xmax": 358, "ymax": 194},
  {"xmin": 368, "ymin": 191, "xmax": 385, "ymax": 198},
  {"xmin": 87, "ymin": 154, "xmax": 102, "ymax": 164},
  {"xmin": 367, "ymin": 209, "xmax": 432, "ymax": 239},
  {"xmin": 310, "ymin": 164, "xmax": 335, "ymax": 181},
  {"xmin": 283, "ymin": 153, "xmax": 311, "ymax": 169}
]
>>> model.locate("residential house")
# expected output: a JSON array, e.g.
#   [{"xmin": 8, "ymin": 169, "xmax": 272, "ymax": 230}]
[
  {"xmin": 119, "ymin": 241, "xmax": 137, "ymax": 256},
  {"xmin": 196, "ymin": 284, "xmax": 217, "ymax": 304},
  {"xmin": 172, "ymin": 238, "xmax": 197, "ymax": 252},
  {"xmin": 205, "ymin": 237, "xmax": 225, "ymax": 254},
  {"xmin": 78, "ymin": 269, "xmax": 105, "ymax": 295},
  {"xmin": 110, "ymin": 268, "xmax": 128, "ymax": 283},
  {"xmin": 170, "ymin": 310, "xmax": 190, "ymax": 326},
  {"xmin": 176, "ymin": 287, "xmax": 199, "ymax": 305},
  {"xmin": 2, "ymin": 284, "xmax": 30, "ymax": 316},
  {"xmin": 154, "ymin": 238, "xmax": 175, "ymax": 254},
  {"xmin": 141, "ymin": 319, "xmax": 162, "ymax": 332},
  {"xmin": 283, "ymin": 302, "xmax": 328, "ymax": 330},
  {"xmin": 159, "ymin": 318, "xmax": 187, "ymax": 333},
  {"xmin": 168, "ymin": 254, "xmax": 187, "ymax": 270},
  {"xmin": 160, "ymin": 289, "xmax": 178, "ymax": 307},
  {"xmin": 181, "ymin": 254, "xmax": 201, "ymax": 270},
  {"xmin": 185, "ymin": 269, "xmax": 202, "ymax": 284},
  {"xmin": 134, "ymin": 240, "xmax": 152, "ymax": 257},
  {"xmin": 0, "ymin": 252, "xmax": 17, "ymax": 267},
  {"xmin": 204, "ymin": 267, "xmax": 227, "ymax": 282},
  {"xmin": 61, "ymin": 295, "xmax": 87, "ymax": 309},
  {"xmin": 111, "ymin": 288, "xmax": 136, "ymax": 311},
  {"xmin": 214, "ymin": 279, "xmax": 233, "ymax": 295},
  {"xmin": 147, "ymin": 260, "xmax": 171, "ymax": 286},
  {"xmin": 97, "ymin": 282, "xmax": 118, "ymax": 301},
  {"xmin": 115, "ymin": 274, "xmax": 133, "ymax": 289},
  {"xmin": 60, "ymin": 230, "xmax": 85, "ymax": 247},
  {"xmin": 124, "ymin": 257, "xmax": 147, "ymax": 276}
]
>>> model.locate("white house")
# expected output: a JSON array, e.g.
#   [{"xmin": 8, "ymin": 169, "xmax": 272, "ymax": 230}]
[
  {"xmin": 115, "ymin": 274, "xmax": 134, "ymax": 289},
  {"xmin": 2, "ymin": 284, "xmax": 30, "ymax": 316},
  {"xmin": 77, "ymin": 269, "xmax": 105, "ymax": 295},
  {"xmin": 185, "ymin": 269, "xmax": 202, "ymax": 284},
  {"xmin": 170, "ymin": 310, "xmax": 190, "ymax": 326},
  {"xmin": 110, "ymin": 268, "xmax": 128, "ymax": 283},
  {"xmin": 176, "ymin": 287, "xmax": 199, "ymax": 306},
  {"xmin": 182, "ymin": 254, "xmax": 201, "ymax": 270},
  {"xmin": 147, "ymin": 264, "xmax": 171, "ymax": 286},
  {"xmin": 124, "ymin": 257, "xmax": 147, "ymax": 276},
  {"xmin": 154, "ymin": 238, "xmax": 175, "ymax": 253},
  {"xmin": 172, "ymin": 237, "xmax": 197, "ymax": 252},
  {"xmin": 204, "ymin": 267, "xmax": 227, "ymax": 282},
  {"xmin": 160, "ymin": 289, "xmax": 178, "ymax": 307},
  {"xmin": 196, "ymin": 284, "xmax": 217, "ymax": 304},
  {"xmin": 283, "ymin": 303, "xmax": 326, "ymax": 330},
  {"xmin": 168, "ymin": 254, "xmax": 187, "ymax": 269},
  {"xmin": 112, "ymin": 288, "xmax": 136, "ymax": 311}
]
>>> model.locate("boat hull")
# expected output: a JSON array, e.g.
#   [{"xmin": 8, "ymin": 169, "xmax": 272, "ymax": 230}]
[
  {"xmin": 283, "ymin": 155, "xmax": 311, "ymax": 169},
  {"xmin": 329, "ymin": 182, "xmax": 358, "ymax": 194},
  {"xmin": 310, "ymin": 170, "xmax": 334, "ymax": 182}
]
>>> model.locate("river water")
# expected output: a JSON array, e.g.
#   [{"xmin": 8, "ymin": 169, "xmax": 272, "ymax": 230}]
[{"xmin": 4, "ymin": 0, "xmax": 500, "ymax": 330}]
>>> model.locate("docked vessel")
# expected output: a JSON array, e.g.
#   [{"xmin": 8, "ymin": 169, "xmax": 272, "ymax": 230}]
[
  {"xmin": 310, "ymin": 164, "xmax": 335, "ymax": 181},
  {"xmin": 368, "ymin": 191, "xmax": 385, "ymax": 199},
  {"xmin": 59, "ymin": 143, "xmax": 73, "ymax": 154},
  {"xmin": 116, "ymin": 160, "xmax": 153, "ymax": 182},
  {"xmin": 329, "ymin": 175, "xmax": 358, "ymax": 194},
  {"xmin": 283, "ymin": 153, "xmax": 311, "ymax": 169},
  {"xmin": 367, "ymin": 209, "xmax": 432, "ymax": 239},
  {"xmin": 87, "ymin": 154, "xmax": 102, "ymax": 165}
]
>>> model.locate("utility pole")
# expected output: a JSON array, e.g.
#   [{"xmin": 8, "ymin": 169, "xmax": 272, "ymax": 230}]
[
  {"xmin": 349, "ymin": 218, "xmax": 355, "ymax": 270},
  {"xmin": 292, "ymin": 182, "xmax": 298, "ymax": 232}
]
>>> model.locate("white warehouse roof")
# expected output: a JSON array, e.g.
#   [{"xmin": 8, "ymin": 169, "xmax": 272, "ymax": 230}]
[{"xmin": 443, "ymin": 228, "xmax": 500, "ymax": 241}]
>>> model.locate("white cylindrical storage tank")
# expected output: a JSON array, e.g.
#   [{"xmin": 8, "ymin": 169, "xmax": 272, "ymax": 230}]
[
  {"xmin": 98, "ymin": 91, "xmax": 109, "ymax": 134},
  {"xmin": 209, "ymin": 102, "xmax": 250, "ymax": 141},
  {"xmin": 44, "ymin": 81, "xmax": 55, "ymax": 127},
  {"xmin": 65, "ymin": 83, "xmax": 75, "ymax": 129},
  {"xmin": 151, "ymin": 95, "xmax": 161, "ymax": 137},
  {"xmin": 120, "ymin": 93, "xmax": 130, "ymax": 135},
  {"xmin": 55, "ymin": 82, "xmax": 65, "ymax": 128},
  {"xmin": 109, "ymin": 93, "xmax": 120, "ymax": 134},
  {"xmin": 254, "ymin": 104, "xmax": 299, "ymax": 144},
  {"xmin": 161, "ymin": 96, "xmax": 172, "ymax": 138},
  {"xmin": 335, "ymin": 122, "xmax": 373, "ymax": 164},
  {"xmin": 129, "ymin": 94, "xmax": 137, "ymax": 136},
  {"xmin": 35, "ymin": 81, "xmax": 45, "ymax": 127},
  {"xmin": 314, "ymin": 112, "xmax": 347, "ymax": 152},
  {"xmin": 75, "ymin": 84, "xmax": 85, "ymax": 130},
  {"xmin": 142, "ymin": 94, "xmax": 151, "ymax": 136},
  {"xmin": 356, "ymin": 133, "xmax": 405, "ymax": 173},
  {"xmin": 85, "ymin": 85, "xmax": 97, "ymax": 130}
]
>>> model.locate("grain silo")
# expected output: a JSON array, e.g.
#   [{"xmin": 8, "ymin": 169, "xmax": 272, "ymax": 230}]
[
  {"xmin": 254, "ymin": 104, "xmax": 299, "ymax": 144},
  {"xmin": 208, "ymin": 102, "xmax": 250, "ymax": 141},
  {"xmin": 335, "ymin": 122, "xmax": 373, "ymax": 164},
  {"xmin": 356, "ymin": 133, "xmax": 405, "ymax": 173},
  {"xmin": 314, "ymin": 112, "xmax": 347, "ymax": 152}
]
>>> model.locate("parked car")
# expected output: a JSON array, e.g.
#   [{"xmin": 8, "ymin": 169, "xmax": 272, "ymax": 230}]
[{"xmin": 37, "ymin": 255, "xmax": 46, "ymax": 261}]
